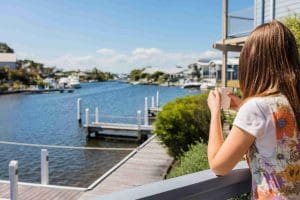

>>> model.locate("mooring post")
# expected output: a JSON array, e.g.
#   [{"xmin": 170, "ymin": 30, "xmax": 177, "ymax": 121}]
[
  {"xmin": 95, "ymin": 107, "xmax": 99, "ymax": 123},
  {"xmin": 156, "ymin": 91, "xmax": 160, "ymax": 108},
  {"xmin": 85, "ymin": 108, "xmax": 89, "ymax": 126},
  {"xmin": 77, "ymin": 98, "xmax": 82, "ymax": 124},
  {"xmin": 144, "ymin": 97, "xmax": 149, "ymax": 126},
  {"xmin": 9, "ymin": 160, "xmax": 18, "ymax": 200},
  {"xmin": 137, "ymin": 110, "xmax": 142, "ymax": 129},
  {"xmin": 41, "ymin": 149, "xmax": 49, "ymax": 185},
  {"xmin": 151, "ymin": 96, "xmax": 155, "ymax": 108}
]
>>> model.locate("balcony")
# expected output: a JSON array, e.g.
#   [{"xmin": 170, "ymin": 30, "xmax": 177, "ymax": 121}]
[{"xmin": 228, "ymin": 7, "xmax": 254, "ymax": 38}]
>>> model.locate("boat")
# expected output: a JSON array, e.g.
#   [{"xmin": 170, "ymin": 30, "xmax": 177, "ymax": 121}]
[
  {"xmin": 68, "ymin": 76, "xmax": 81, "ymax": 88},
  {"xmin": 58, "ymin": 77, "xmax": 69, "ymax": 88},
  {"xmin": 58, "ymin": 76, "xmax": 81, "ymax": 89},
  {"xmin": 182, "ymin": 81, "xmax": 201, "ymax": 89},
  {"xmin": 88, "ymin": 80, "xmax": 97, "ymax": 83},
  {"xmin": 200, "ymin": 79, "xmax": 216, "ymax": 90}
]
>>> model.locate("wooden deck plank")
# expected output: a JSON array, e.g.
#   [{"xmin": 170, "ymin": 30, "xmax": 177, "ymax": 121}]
[
  {"xmin": 79, "ymin": 136, "xmax": 173, "ymax": 199},
  {"xmin": 0, "ymin": 182, "xmax": 83, "ymax": 200}
]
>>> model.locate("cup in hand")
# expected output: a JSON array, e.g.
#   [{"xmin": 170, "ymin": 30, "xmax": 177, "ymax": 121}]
[{"xmin": 218, "ymin": 87, "xmax": 233, "ymax": 109}]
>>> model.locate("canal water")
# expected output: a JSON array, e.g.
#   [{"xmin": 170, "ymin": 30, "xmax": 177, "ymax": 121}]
[{"xmin": 0, "ymin": 82, "xmax": 199, "ymax": 187}]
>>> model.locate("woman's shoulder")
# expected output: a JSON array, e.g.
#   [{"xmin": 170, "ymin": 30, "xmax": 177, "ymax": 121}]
[
  {"xmin": 240, "ymin": 93, "xmax": 290, "ymax": 112},
  {"xmin": 238, "ymin": 97, "xmax": 269, "ymax": 117}
]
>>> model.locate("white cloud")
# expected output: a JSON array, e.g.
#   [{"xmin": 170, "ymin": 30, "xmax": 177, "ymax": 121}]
[
  {"xmin": 96, "ymin": 48, "xmax": 116, "ymax": 56},
  {"xmin": 28, "ymin": 48, "xmax": 221, "ymax": 73}
]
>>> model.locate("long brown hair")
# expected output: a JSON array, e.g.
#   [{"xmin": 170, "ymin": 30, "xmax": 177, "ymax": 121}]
[{"xmin": 239, "ymin": 20, "xmax": 300, "ymax": 124}]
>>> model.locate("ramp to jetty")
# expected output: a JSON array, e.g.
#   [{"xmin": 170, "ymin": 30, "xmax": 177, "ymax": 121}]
[{"xmin": 79, "ymin": 135, "xmax": 173, "ymax": 200}]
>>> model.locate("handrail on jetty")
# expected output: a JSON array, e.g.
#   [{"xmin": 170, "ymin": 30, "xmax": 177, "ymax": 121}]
[{"xmin": 89, "ymin": 162, "xmax": 251, "ymax": 200}]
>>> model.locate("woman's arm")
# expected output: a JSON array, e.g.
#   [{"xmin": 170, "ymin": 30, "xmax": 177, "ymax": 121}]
[{"xmin": 207, "ymin": 90, "xmax": 255, "ymax": 176}]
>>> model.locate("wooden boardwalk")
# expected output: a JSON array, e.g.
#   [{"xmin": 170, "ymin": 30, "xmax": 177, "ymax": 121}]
[
  {"xmin": 0, "ymin": 136, "xmax": 172, "ymax": 200},
  {"xmin": 79, "ymin": 136, "xmax": 173, "ymax": 200},
  {"xmin": 0, "ymin": 182, "xmax": 83, "ymax": 200}
]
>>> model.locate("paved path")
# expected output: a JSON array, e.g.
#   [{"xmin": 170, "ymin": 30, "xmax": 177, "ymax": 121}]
[{"xmin": 79, "ymin": 136, "xmax": 173, "ymax": 200}]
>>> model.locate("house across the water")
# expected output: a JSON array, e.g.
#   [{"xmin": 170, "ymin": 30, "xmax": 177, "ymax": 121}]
[{"xmin": 0, "ymin": 53, "xmax": 17, "ymax": 69}]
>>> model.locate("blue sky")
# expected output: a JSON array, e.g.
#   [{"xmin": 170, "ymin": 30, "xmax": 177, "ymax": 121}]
[{"xmin": 0, "ymin": 0, "xmax": 253, "ymax": 72}]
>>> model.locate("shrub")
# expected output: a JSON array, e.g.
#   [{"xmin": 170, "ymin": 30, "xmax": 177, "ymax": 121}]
[
  {"xmin": 167, "ymin": 141, "xmax": 208, "ymax": 179},
  {"xmin": 284, "ymin": 14, "xmax": 300, "ymax": 48},
  {"xmin": 0, "ymin": 84, "xmax": 9, "ymax": 91},
  {"xmin": 154, "ymin": 93, "xmax": 214, "ymax": 158}
]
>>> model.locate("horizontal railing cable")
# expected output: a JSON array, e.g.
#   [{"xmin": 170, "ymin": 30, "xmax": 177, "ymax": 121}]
[
  {"xmin": 0, "ymin": 140, "xmax": 135, "ymax": 151},
  {"xmin": 88, "ymin": 113, "xmax": 143, "ymax": 119}
]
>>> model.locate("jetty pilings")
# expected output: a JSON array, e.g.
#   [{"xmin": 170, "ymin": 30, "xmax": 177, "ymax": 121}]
[
  {"xmin": 41, "ymin": 149, "xmax": 49, "ymax": 185},
  {"xmin": 77, "ymin": 98, "xmax": 82, "ymax": 124}
]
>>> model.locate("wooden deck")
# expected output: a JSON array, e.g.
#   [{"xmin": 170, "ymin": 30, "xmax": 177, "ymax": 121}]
[
  {"xmin": 79, "ymin": 136, "xmax": 173, "ymax": 200},
  {"xmin": 85, "ymin": 122, "xmax": 153, "ymax": 139},
  {"xmin": 0, "ymin": 136, "xmax": 172, "ymax": 200},
  {"xmin": 0, "ymin": 182, "xmax": 83, "ymax": 200}
]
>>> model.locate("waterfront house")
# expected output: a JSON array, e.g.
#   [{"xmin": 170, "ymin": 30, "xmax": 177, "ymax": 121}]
[
  {"xmin": 213, "ymin": 0, "xmax": 300, "ymax": 87},
  {"xmin": 0, "ymin": 53, "xmax": 17, "ymax": 69},
  {"xmin": 208, "ymin": 58, "xmax": 239, "ymax": 81},
  {"xmin": 188, "ymin": 58, "xmax": 238, "ymax": 83}
]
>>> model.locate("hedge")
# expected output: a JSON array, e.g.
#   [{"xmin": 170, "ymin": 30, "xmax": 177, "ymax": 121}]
[{"xmin": 154, "ymin": 93, "xmax": 223, "ymax": 158}]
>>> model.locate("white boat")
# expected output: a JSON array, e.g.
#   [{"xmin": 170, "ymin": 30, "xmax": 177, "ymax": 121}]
[
  {"xmin": 200, "ymin": 79, "xmax": 216, "ymax": 90},
  {"xmin": 58, "ymin": 77, "xmax": 69, "ymax": 88},
  {"xmin": 43, "ymin": 78, "xmax": 57, "ymax": 89},
  {"xmin": 182, "ymin": 81, "xmax": 201, "ymax": 89},
  {"xmin": 88, "ymin": 80, "xmax": 97, "ymax": 83},
  {"xmin": 68, "ymin": 76, "xmax": 81, "ymax": 88}
]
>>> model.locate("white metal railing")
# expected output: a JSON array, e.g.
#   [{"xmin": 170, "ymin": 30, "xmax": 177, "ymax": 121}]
[
  {"xmin": 228, "ymin": 7, "xmax": 254, "ymax": 38},
  {"xmin": 7, "ymin": 149, "xmax": 49, "ymax": 200},
  {"xmin": 79, "ymin": 91, "xmax": 160, "ymax": 127}
]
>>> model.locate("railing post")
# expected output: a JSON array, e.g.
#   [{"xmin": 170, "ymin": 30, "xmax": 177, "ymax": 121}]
[
  {"xmin": 95, "ymin": 107, "xmax": 99, "ymax": 123},
  {"xmin": 41, "ymin": 149, "xmax": 49, "ymax": 185},
  {"xmin": 77, "ymin": 98, "xmax": 82, "ymax": 124},
  {"xmin": 156, "ymin": 91, "xmax": 160, "ymax": 108},
  {"xmin": 85, "ymin": 108, "xmax": 89, "ymax": 126},
  {"xmin": 144, "ymin": 97, "xmax": 149, "ymax": 126},
  {"xmin": 151, "ymin": 96, "xmax": 155, "ymax": 108},
  {"xmin": 9, "ymin": 160, "xmax": 18, "ymax": 200},
  {"xmin": 137, "ymin": 110, "xmax": 142, "ymax": 129}
]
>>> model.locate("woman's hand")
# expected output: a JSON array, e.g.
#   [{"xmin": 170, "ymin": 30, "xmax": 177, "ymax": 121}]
[
  {"xmin": 227, "ymin": 92, "xmax": 242, "ymax": 111},
  {"xmin": 207, "ymin": 89, "xmax": 221, "ymax": 115}
]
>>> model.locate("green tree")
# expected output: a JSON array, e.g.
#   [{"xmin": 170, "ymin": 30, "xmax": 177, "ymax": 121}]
[
  {"xmin": 0, "ymin": 42, "xmax": 14, "ymax": 53},
  {"xmin": 284, "ymin": 14, "xmax": 300, "ymax": 48},
  {"xmin": 129, "ymin": 68, "xmax": 144, "ymax": 81},
  {"xmin": 150, "ymin": 71, "xmax": 164, "ymax": 82}
]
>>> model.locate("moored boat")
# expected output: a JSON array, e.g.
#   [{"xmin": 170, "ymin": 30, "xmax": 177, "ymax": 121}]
[{"xmin": 182, "ymin": 81, "xmax": 201, "ymax": 89}]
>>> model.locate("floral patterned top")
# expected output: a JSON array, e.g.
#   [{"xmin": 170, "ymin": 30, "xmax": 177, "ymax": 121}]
[{"xmin": 233, "ymin": 94, "xmax": 299, "ymax": 200}]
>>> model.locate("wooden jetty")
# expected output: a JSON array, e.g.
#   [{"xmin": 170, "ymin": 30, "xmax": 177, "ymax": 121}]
[
  {"xmin": 84, "ymin": 122, "xmax": 153, "ymax": 140},
  {"xmin": 82, "ymin": 104, "xmax": 154, "ymax": 141},
  {"xmin": 0, "ymin": 136, "xmax": 172, "ymax": 200},
  {"xmin": 79, "ymin": 135, "xmax": 173, "ymax": 200},
  {"xmin": 79, "ymin": 91, "xmax": 162, "ymax": 141},
  {"xmin": 0, "ymin": 181, "xmax": 83, "ymax": 200}
]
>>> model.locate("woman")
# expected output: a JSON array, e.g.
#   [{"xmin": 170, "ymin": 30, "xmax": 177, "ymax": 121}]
[{"xmin": 207, "ymin": 20, "xmax": 300, "ymax": 199}]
